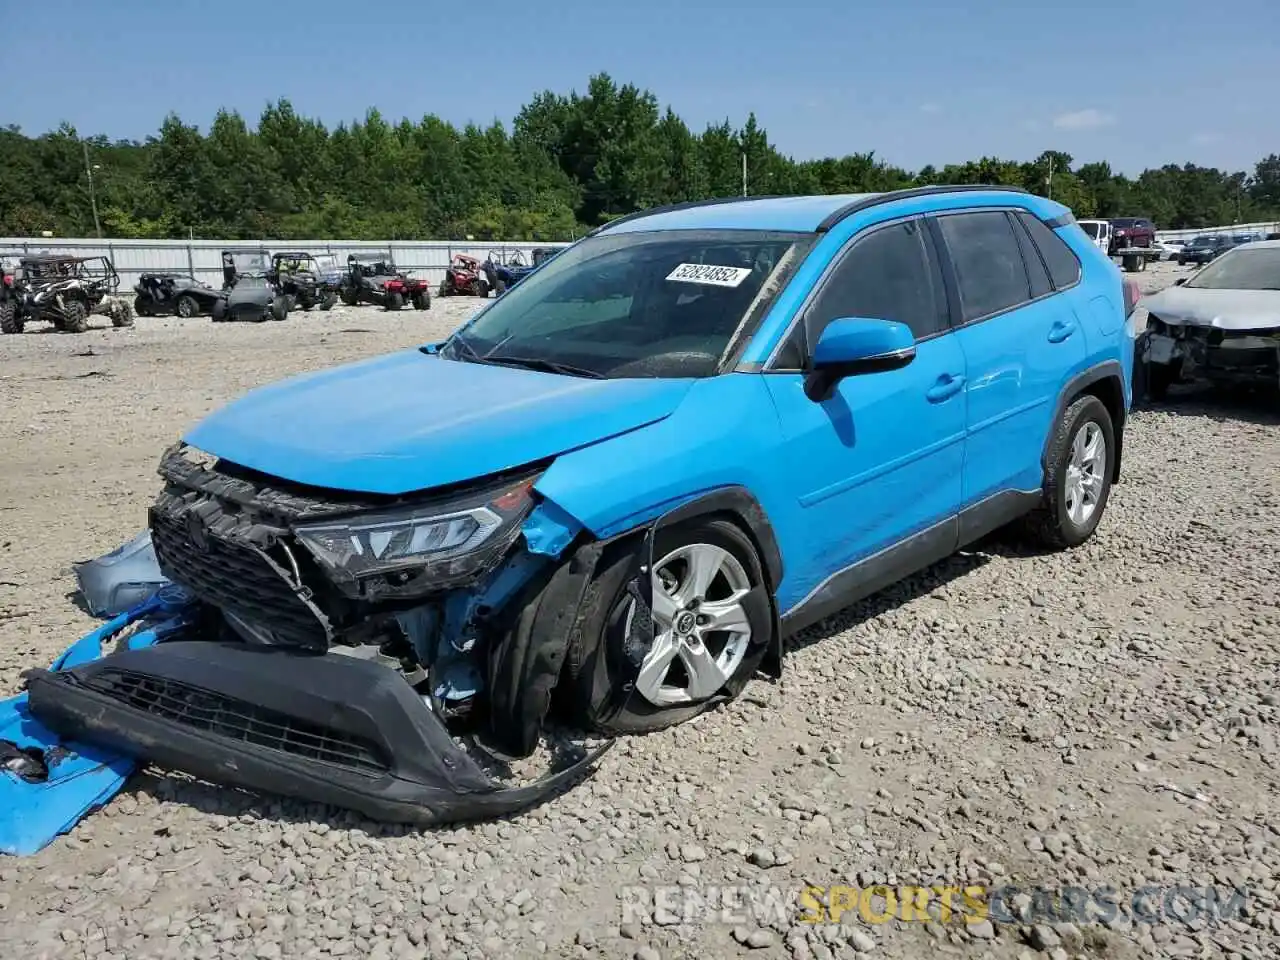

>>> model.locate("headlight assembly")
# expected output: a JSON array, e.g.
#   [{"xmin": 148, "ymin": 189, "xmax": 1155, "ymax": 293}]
[{"xmin": 294, "ymin": 475, "xmax": 536, "ymax": 586}]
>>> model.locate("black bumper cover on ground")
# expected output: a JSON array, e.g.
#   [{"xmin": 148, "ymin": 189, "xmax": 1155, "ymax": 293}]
[{"xmin": 26, "ymin": 640, "xmax": 609, "ymax": 825}]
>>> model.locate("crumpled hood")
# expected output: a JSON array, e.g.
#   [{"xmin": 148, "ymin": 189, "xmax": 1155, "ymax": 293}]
[
  {"xmin": 183, "ymin": 349, "xmax": 694, "ymax": 495},
  {"xmin": 1142, "ymin": 286, "xmax": 1280, "ymax": 331}
]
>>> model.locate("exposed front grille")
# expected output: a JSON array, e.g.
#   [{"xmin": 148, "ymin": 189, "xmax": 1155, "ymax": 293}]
[
  {"xmin": 81, "ymin": 668, "xmax": 389, "ymax": 776},
  {"xmin": 150, "ymin": 505, "xmax": 330, "ymax": 649}
]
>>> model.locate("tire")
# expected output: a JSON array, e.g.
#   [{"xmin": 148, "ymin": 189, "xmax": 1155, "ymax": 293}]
[
  {"xmin": 412, "ymin": 292, "xmax": 430, "ymax": 310},
  {"xmin": 339, "ymin": 287, "xmax": 358, "ymax": 307},
  {"xmin": 320, "ymin": 291, "xmax": 337, "ymax": 311},
  {"xmin": 0, "ymin": 300, "xmax": 21, "ymax": 334},
  {"xmin": 493, "ymin": 278, "xmax": 507, "ymax": 296},
  {"xmin": 110, "ymin": 300, "xmax": 134, "ymax": 328},
  {"xmin": 133, "ymin": 295, "xmax": 152, "ymax": 318},
  {"xmin": 1177, "ymin": 257, "xmax": 1185, "ymax": 267},
  {"xmin": 270, "ymin": 295, "xmax": 289, "ymax": 322},
  {"xmin": 1145, "ymin": 360, "xmax": 1177, "ymax": 401},
  {"xmin": 384, "ymin": 292, "xmax": 404, "ymax": 312},
  {"xmin": 1022, "ymin": 394, "xmax": 1116, "ymax": 550},
  {"xmin": 566, "ymin": 518, "xmax": 772, "ymax": 736},
  {"xmin": 438, "ymin": 279, "xmax": 451, "ymax": 297},
  {"xmin": 176, "ymin": 294, "xmax": 198, "ymax": 319},
  {"xmin": 62, "ymin": 299, "xmax": 89, "ymax": 333},
  {"xmin": 476, "ymin": 280, "xmax": 490, "ymax": 299},
  {"xmin": 211, "ymin": 299, "xmax": 227, "ymax": 322}
]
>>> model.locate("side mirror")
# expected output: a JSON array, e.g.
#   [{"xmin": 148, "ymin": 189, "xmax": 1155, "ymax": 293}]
[
  {"xmin": 1174, "ymin": 277, "xmax": 1186, "ymax": 286},
  {"xmin": 804, "ymin": 317, "xmax": 916, "ymax": 402}
]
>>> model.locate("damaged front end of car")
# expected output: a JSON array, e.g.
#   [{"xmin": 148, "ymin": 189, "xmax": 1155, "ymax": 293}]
[
  {"xmin": 1140, "ymin": 314, "xmax": 1280, "ymax": 390},
  {"xmin": 15, "ymin": 442, "xmax": 645, "ymax": 846}
]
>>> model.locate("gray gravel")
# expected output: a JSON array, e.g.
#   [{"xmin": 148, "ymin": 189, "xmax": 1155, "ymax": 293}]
[{"xmin": 2, "ymin": 261, "xmax": 1279, "ymax": 959}]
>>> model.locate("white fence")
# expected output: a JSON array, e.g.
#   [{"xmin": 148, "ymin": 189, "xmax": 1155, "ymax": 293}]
[
  {"xmin": 0, "ymin": 238, "xmax": 572, "ymax": 290},
  {"xmin": 1156, "ymin": 221, "xmax": 1280, "ymax": 243}
]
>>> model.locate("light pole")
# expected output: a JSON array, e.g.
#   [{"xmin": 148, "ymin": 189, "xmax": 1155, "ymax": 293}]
[{"xmin": 83, "ymin": 141, "xmax": 102, "ymax": 238}]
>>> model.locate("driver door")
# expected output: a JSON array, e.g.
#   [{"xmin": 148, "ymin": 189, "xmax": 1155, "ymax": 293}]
[{"xmin": 763, "ymin": 216, "xmax": 967, "ymax": 617}]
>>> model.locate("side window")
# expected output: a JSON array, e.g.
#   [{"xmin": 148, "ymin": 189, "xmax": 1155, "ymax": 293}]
[
  {"xmin": 802, "ymin": 218, "xmax": 949, "ymax": 346},
  {"xmin": 936, "ymin": 211, "xmax": 1032, "ymax": 321},
  {"xmin": 1010, "ymin": 214, "xmax": 1052, "ymax": 299},
  {"xmin": 1017, "ymin": 211, "xmax": 1082, "ymax": 290}
]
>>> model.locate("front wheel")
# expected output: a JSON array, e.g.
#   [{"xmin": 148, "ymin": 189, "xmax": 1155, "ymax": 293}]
[
  {"xmin": 270, "ymin": 295, "xmax": 289, "ymax": 321},
  {"xmin": 176, "ymin": 294, "xmax": 198, "ymax": 319},
  {"xmin": 566, "ymin": 518, "xmax": 772, "ymax": 736},
  {"xmin": 1145, "ymin": 360, "xmax": 1177, "ymax": 401},
  {"xmin": 412, "ymin": 292, "xmax": 430, "ymax": 310},
  {"xmin": 133, "ymin": 295, "xmax": 152, "ymax": 318},
  {"xmin": 1022, "ymin": 394, "xmax": 1115, "ymax": 550},
  {"xmin": 384, "ymin": 292, "xmax": 404, "ymax": 311},
  {"xmin": 339, "ymin": 286, "xmax": 358, "ymax": 307},
  {"xmin": 62, "ymin": 299, "xmax": 89, "ymax": 333},
  {"xmin": 320, "ymin": 291, "xmax": 337, "ymax": 311}
]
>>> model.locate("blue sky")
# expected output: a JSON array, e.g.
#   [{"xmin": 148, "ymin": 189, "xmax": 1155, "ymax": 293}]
[{"xmin": 2, "ymin": 0, "xmax": 1274, "ymax": 177}]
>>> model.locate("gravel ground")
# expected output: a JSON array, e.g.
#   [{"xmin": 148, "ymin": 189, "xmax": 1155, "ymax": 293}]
[{"xmin": 2, "ymin": 261, "xmax": 1279, "ymax": 960}]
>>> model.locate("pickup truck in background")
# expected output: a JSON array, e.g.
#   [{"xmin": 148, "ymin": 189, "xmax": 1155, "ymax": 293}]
[{"xmin": 1106, "ymin": 217, "xmax": 1156, "ymax": 255}]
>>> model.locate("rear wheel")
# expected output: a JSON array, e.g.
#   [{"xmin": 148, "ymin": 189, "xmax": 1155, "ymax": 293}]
[
  {"xmin": 211, "ymin": 299, "xmax": 227, "ymax": 322},
  {"xmin": 270, "ymin": 295, "xmax": 289, "ymax": 322},
  {"xmin": 1022, "ymin": 394, "xmax": 1115, "ymax": 550},
  {"xmin": 339, "ymin": 286, "xmax": 358, "ymax": 307},
  {"xmin": 320, "ymin": 291, "xmax": 337, "ymax": 311},
  {"xmin": 475, "ymin": 280, "xmax": 490, "ymax": 299},
  {"xmin": 62, "ymin": 299, "xmax": 89, "ymax": 333},
  {"xmin": 0, "ymin": 300, "xmax": 21, "ymax": 334},
  {"xmin": 566, "ymin": 519, "xmax": 772, "ymax": 736},
  {"xmin": 493, "ymin": 278, "xmax": 507, "ymax": 296},
  {"xmin": 133, "ymin": 295, "xmax": 152, "ymax": 317},
  {"xmin": 176, "ymin": 294, "xmax": 198, "ymax": 319},
  {"xmin": 109, "ymin": 299, "xmax": 134, "ymax": 328},
  {"xmin": 385, "ymin": 292, "xmax": 404, "ymax": 311},
  {"xmin": 412, "ymin": 292, "xmax": 430, "ymax": 310}
]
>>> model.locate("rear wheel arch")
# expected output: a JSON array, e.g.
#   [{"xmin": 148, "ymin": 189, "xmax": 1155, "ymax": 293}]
[{"xmin": 1044, "ymin": 361, "xmax": 1126, "ymax": 484}]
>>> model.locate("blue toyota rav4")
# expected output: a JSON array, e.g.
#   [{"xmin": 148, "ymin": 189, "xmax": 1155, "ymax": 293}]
[{"xmin": 15, "ymin": 185, "xmax": 1135, "ymax": 835}]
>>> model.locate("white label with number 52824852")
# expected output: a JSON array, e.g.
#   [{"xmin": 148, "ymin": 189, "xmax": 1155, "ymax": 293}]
[{"xmin": 665, "ymin": 263, "xmax": 753, "ymax": 287}]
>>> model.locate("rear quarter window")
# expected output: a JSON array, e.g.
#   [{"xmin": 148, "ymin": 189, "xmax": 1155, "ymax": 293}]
[{"xmin": 1016, "ymin": 212, "xmax": 1082, "ymax": 290}]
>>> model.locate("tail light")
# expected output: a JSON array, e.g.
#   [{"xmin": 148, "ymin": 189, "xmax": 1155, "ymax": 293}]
[{"xmin": 1122, "ymin": 276, "xmax": 1141, "ymax": 317}]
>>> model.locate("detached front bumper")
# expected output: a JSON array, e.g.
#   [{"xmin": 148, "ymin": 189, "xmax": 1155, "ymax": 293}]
[
  {"xmin": 27, "ymin": 635, "xmax": 609, "ymax": 826},
  {"xmin": 1142, "ymin": 326, "xmax": 1280, "ymax": 386}
]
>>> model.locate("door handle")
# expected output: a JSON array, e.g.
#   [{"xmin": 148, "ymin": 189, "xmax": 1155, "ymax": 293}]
[
  {"xmin": 926, "ymin": 373, "xmax": 966, "ymax": 403},
  {"xmin": 1048, "ymin": 319, "xmax": 1078, "ymax": 343}
]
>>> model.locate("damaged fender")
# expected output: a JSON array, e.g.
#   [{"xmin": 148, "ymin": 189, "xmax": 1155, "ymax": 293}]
[{"xmin": 0, "ymin": 584, "xmax": 193, "ymax": 856}]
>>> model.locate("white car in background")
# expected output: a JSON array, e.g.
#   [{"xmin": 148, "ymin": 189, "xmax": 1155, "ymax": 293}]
[
  {"xmin": 1136, "ymin": 239, "xmax": 1280, "ymax": 399},
  {"xmin": 1154, "ymin": 238, "xmax": 1188, "ymax": 261}
]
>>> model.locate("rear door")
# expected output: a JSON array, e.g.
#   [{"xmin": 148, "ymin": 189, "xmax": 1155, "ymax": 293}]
[{"xmin": 931, "ymin": 209, "xmax": 1088, "ymax": 509}]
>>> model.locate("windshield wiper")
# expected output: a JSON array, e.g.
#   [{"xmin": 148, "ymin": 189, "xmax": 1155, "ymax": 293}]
[
  {"xmin": 484, "ymin": 355, "xmax": 605, "ymax": 379},
  {"xmin": 442, "ymin": 334, "xmax": 488, "ymax": 365}
]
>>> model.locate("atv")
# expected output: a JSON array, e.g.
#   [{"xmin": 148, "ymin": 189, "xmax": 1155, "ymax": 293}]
[
  {"xmin": 134, "ymin": 273, "xmax": 226, "ymax": 319},
  {"xmin": 0, "ymin": 253, "xmax": 27, "ymax": 334},
  {"xmin": 437, "ymin": 254, "xmax": 489, "ymax": 298},
  {"xmin": 3, "ymin": 255, "xmax": 134, "ymax": 334},
  {"xmin": 337, "ymin": 253, "xmax": 405, "ymax": 308},
  {"xmin": 380, "ymin": 275, "xmax": 432, "ymax": 311},
  {"xmin": 531, "ymin": 246, "xmax": 560, "ymax": 267},
  {"xmin": 269, "ymin": 252, "xmax": 339, "ymax": 312},
  {"xmin": 482, "ymin": 250, "xmax": 536, "ymax": 296},
  {"xmin": 212, "ymin": 251, "xmax": 290, "ymax": 323}
]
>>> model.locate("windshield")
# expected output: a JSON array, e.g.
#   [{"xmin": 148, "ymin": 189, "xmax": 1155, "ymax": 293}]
[
  {"xmin": 1185, "ymin": 247, "xmax": 1280, "ymax": 291},
  {"xmin": 232, "ymin": 252, "xmax": 270, "ymax": 275},
  {"xmin": 1078, "ymin": 222, "xmax": 1101, "ymax": 239},
  {"xmin": 1111, "ymin": 219, "xmax": 1138, "ymax": 227},
  {"xmin": 444, "ymin": 228, "xmax": 814, "ymax": 379},
  {"xmin": 1191, "ymin": 236, "xmax": 1217, "ymax": 247}
]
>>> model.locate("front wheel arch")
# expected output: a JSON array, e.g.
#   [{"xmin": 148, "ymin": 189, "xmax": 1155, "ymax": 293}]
[{"xmin": 1043, "ymin": 362, "xmax": 1126, "ymax": 486}]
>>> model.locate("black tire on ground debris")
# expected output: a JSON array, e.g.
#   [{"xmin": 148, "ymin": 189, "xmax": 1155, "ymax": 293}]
[
  {"xmin": 0, "ymin": 300, "xmax": 21, "ymax": 334},
  {"xmin": 62, "ymin": 299, "xmax": 89, "ymax": 333}
]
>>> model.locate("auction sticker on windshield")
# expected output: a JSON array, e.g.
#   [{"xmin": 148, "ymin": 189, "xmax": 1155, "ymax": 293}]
[{"xmin": 666, "ymin": 263, "xmax": 753, "ymax": 287}]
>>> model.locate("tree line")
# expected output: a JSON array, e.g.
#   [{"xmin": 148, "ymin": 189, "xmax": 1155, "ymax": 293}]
[{"xmin": 1, "ymin": 73, "xmax": 1277, "ymax": 242}]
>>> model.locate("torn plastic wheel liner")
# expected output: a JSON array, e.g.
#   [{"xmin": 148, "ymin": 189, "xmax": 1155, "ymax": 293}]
[
  {"xmin": 0, "ymin": 584, "xmax": 195, "ymax": 856},
  {"xmin": 26, "ymin": 637, "xmax": 612, "ymax": 828}
]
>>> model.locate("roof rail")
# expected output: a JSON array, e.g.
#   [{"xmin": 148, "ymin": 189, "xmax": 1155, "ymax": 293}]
[
  {"xmin": 588, "ymin": 194, "xmax": 792, "ymax": 236},
  {"xmin": 815, "ymin": 184, "xmax": 1032, "ymax": 233}
]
